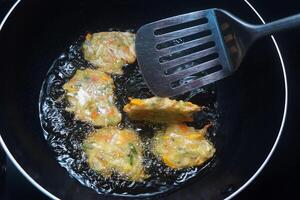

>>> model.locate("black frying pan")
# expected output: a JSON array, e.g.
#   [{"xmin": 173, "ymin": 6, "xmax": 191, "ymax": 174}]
[{"xmin": 0, "ymin": 0, "xmax": 287, "ymax": 199}]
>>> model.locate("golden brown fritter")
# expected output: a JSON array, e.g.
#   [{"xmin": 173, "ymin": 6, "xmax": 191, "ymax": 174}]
[
  {"xmin": 63, "ymin": 68, "xmax": 121, "ymax": 126},
  {"xmin": 152, "ymin": 124, "xmax": 215, "ymax": 169},
  {"xmin": 83, "ymin": 127, "xmax": 146, "ymax": 181},
  {"xmin": 123, "ymin": 97, "xmax": 201, "ymax": 123},
  {"xmin": 82, "ymin": 32, "xmax": 136, "ymax": 75}
]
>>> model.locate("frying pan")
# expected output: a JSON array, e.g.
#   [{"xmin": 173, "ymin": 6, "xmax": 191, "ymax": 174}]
[{"xmin": 0, "ymin": 0, "xmax": 287, "ymax": 199}]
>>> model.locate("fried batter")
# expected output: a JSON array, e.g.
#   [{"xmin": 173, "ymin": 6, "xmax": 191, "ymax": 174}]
[
  {"xmin": 152, "ymin": 124, "xmax": 215, "ymax": 169},
  {"xmin": 123, "ymin": 97, "xmax": 201, "ymax": 123},
  {"xmin": 83, "ymin": 127, "xmax": 146, "ymax": 181},
  {"xmin": 82, "ymin": 32, "xmax": 136, "ymax": 75},
  {"xmin": 63, "ymin": 68, "xmax": 121, "ymax": 126}
]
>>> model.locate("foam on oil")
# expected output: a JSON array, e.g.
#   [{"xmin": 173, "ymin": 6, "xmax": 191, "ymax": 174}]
[{"xmin": 39, "ymin": 34, "xmax": 219, "ymax": 197}]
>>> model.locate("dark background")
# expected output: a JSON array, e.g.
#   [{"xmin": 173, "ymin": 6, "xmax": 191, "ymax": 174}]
[{"xmin": 0, "ymin": 0, "xmax": 299, "ymax": 199}]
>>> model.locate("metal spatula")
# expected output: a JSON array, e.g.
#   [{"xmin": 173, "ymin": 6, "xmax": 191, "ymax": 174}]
[{"xmin": 135, "ymin": 8, "xmax": 300, "ymax": 97}]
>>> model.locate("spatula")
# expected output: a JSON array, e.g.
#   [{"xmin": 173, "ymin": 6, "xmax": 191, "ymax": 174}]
[{"xmin": 135, "ymin": 9, "xmax": 300, "ymax": 97}]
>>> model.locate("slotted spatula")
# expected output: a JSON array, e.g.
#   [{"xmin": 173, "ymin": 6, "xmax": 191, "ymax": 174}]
[{"xmin": 135, "ymin": 8, "xmax": 300, "ymax": 97}]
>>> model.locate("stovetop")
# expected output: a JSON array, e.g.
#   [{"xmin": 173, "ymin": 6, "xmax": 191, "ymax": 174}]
[{"xmin": 1, "ymin": 1, "xmax": 300, "ymax": 199}]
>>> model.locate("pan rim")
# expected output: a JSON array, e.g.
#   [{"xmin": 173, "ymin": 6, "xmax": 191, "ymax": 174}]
[
  {"xmin": 0, "ymin": 0, "xmax": 288, "ymax": 200},
  {"xmin": 226, "ymin": 0, "xmax": 288, "ymax": 199}
]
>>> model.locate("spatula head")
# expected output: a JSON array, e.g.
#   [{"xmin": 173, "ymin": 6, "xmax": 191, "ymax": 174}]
[{"xmin": 135, "ymin": 9, "xmax": 234, "ymax": 97}]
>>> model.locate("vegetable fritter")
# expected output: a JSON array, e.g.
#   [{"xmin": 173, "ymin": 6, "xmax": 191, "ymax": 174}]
[
  {"xmin": 63, "ymin": 68, "xmax": 121, "ymax": 126},
  {"xmin": 123, "ymin": 97, "xmax": 201, "ymax": 123},
  {"xmin": 82, "ymin": 32, "xmax": 136, "ymax": 75},
  {"xmin": 152, "ymin": 124, "xmax": 215, "ymax": 169},
  {"xmin": 83, "ymin": 127, "xmax": 146, "ymax": 181}
]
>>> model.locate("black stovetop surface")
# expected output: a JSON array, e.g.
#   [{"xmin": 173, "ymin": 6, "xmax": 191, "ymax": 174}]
[{"xmin": 0, "ymin": 1, "xmax": 300, "ymax": 199}]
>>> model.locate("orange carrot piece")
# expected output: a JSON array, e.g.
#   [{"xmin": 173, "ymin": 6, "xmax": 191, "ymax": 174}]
[
  {"xmin": 91, "ymin": 111, "xmax": 98, "ymax": 119},
  {"xmin": 178, "ymin": 124, "xmax": 188, "ymax": 132}
]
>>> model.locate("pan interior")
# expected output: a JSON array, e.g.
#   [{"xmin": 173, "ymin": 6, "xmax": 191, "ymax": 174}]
[{"xmin": 39, "ymin": 34, "xmax": 219, "ymax": 197}]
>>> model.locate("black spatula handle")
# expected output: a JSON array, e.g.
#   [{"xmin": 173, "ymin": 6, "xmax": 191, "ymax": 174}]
[{"xmin": 255, "ymin": 13, "xmax": 300, "ymax": 37}]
